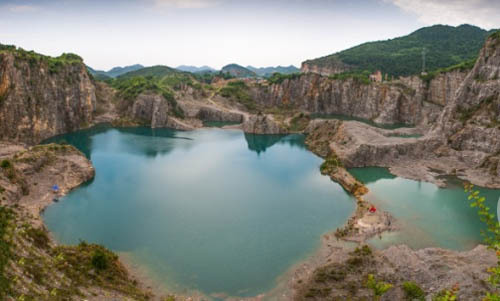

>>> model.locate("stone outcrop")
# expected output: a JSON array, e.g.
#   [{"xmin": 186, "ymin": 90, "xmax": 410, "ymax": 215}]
[
  {"xmin": 301, "ymin": 58, "xmax": 352, "ymax": 76},
  {"xmin": 195, "ymin": 106, "xmax": 244, "ymax": 123},
  {"xmin": 242, "ymin": 114, "xmax": 285, "ymax": 134},
  {"xmin": 433, "ymin": 36, "xmax": 500, "ymax": 150},
  {"xmin": 293, "ymin": 242, "xmax": 496, "ymax": 301},
  {"xmin": 0, "ymin": 52, "xmax": 96, "ymax": 144}
]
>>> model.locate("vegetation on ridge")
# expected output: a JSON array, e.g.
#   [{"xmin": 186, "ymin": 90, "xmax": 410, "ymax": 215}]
[
  {"xmin": 0, "ymin": 43, "xmax": 83, "ymax": 74},
  {"xmin": 218, "ymin": 80, "xmax": 257, "ymax": 111},
  {"xmin": 304, "ymin": 24, "xmax": 495, "ymax": 77},
  {"xmin": 111, "ymin": 76, "xmax": 185, "ymax": 118}
]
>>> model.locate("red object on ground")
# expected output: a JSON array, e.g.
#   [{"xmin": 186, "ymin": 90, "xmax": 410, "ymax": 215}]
[{"xmin": 369, "ymin": 206, "xmax": 377, "ymax": 213}]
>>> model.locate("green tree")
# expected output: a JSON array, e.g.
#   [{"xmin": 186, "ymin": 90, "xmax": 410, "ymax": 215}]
[{"xmin": 466, "ymin": 183, "xmax": 500, "ymax": 300}]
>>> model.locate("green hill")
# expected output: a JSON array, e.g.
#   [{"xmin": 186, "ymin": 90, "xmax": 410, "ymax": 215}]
[
  {"xmin": 221, "ymin": 64, "xmax": 257, "ymax": 78},
  {"xmin": 117, "ymin": 65, "xmax": 180, "ymax": 79},
  {"xmin": 87, "ymin": 64, "xmax": 144, "ymax": 79},
  {"xmin": 246, "ymin": 65, "xmax": 300, "ymax": 77},
  {"xmin": 303, "ymin": 24, "xmax": 496, "ymax": 77}
]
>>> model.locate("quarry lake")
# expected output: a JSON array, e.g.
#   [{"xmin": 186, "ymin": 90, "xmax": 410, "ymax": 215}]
[
  {"xmin": 42, "ymin": 126, "xmax": 500, "ymax": 298},
  {"xmin": 42, "ymin": 127, "xmax": 356, "ymax": 297}
]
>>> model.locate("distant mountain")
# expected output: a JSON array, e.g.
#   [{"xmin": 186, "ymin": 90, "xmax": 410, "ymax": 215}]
[
  {"xmin": 117, "ymin": 65, "xmax": 180, "ymax": 79},
  {"xmin": 107, "ymin": 64, "xmax": 144, "ymax": 78},
  {"xmin": 221, "ymin": 64, "xmax": 256, "ymax": 78},
  {"xmin": 176, "ymin": 65, "xmax": 217, "ymax": 73},
  {"xmin": 303, "ymin": 24, "xmax": 497, "ymax": 77},
  {"xmin": 246, "ymin": 65, "xmax": 300, "ymax": 77},
  {"xmin": 87, "ymin": 64, "xmax": 144, "ymax": 78}
]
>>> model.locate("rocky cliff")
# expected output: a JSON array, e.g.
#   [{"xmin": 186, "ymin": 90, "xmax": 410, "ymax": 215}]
[
  {"xmin": 0, "ymin": 51, "xmax": 96, "ymax": 144},
  {"xmin": 251, "ymin": 72, "xmax": 468, "ymax": 128},
  {"xmin": 301, "ymin": 59, "xmax": 351, "ymax": 76},
  {"xmin": 432, "ymin": 34, "xmax": 500, "ymax": 177}
]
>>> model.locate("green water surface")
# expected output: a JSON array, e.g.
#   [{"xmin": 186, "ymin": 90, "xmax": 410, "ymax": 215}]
[
  {"xmin": 43, "ymin": 127, "xmax": 356, "ymax": 298},
  {"xmin": 350, "ymin": 167, "xmax": 500, "ymax": 250}
]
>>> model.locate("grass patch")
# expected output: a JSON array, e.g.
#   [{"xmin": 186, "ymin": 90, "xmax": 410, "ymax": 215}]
[{"xmin": 0, "ymin": 206, "xmax": 14, "ymax": 297}]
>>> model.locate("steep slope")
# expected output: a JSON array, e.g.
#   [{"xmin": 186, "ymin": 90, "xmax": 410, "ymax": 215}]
[
  {"xmin": 0, "ymin": 48, "xmax": 96, "ymax": 144},
  {"xmin": 432, "ymin": 31, "xmax": 500, "ymax": 176},
  {"xmin": 221, "ymin": 64, "xmax": 257, "ymax": 78},
  {"xmin": 250, "ymin": 70, "xmax": 467, "ymax": 127},
  {"xmin": 303, "ymin": 24, "xmax": 494, "ymax": 77}
]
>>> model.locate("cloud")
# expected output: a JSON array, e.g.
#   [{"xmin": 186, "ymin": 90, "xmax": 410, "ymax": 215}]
[
  {"xmin": 6, "ymin": 4, "xmax": 39, "ymax": 13},
  {"xmin": 154, "ymin": 0, "xmax": 221, "ymax": 9},
  {"xmin": 385, "ymin": 0, "xmax": 500, "ymax": 29}
]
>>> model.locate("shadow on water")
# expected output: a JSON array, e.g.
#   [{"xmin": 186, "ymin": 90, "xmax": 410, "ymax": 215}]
[
  {"xmin": 43, "ymin": 125, "xmax": 193, "ymax": 159},
  {"xmin": 244, "ymin": 133, "xmax": 306, "ymax": 155},
  {"xmin": 42, "ymin": 126, "xmax": 355, "ymax": 298},
  {"xmin": 349, "ymin": 167, "xmax": 397, "ymax": 185}
]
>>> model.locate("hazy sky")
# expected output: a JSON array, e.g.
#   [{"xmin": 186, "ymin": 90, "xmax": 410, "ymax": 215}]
[{"xmin": 1, "ymin": 0, "xmax": 499, "ymax": 70}]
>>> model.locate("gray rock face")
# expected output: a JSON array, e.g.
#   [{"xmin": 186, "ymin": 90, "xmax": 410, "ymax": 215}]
[
  {"xmin": 250, "ymin": 72, "xmax": 466, "ymax": 128},
  {"xmin": 130, "ymin": 93, "xmax": 170, "ymax": 127},
  {"xmin": 0, "ymin": 52, "xmax": 96, "ymax": 144},
  {"xmin": 301, "ymin": 61, "xmax": 351, "ymax": 76},
  {"xmin": 195, "ymin": 106, "xmax": 243, "ymax": 123},
  {"xmin": 432, "ymin": 35, "xmax": 500, "ymax": 160},
  {"xmin": 242, "ymin": 114, "xmax": 285, "ymax": 134}
]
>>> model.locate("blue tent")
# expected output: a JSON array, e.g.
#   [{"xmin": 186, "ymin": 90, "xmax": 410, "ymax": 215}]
[{"xmin": 52, "ymin": 185, "xmax": 60, "ymax": 192}]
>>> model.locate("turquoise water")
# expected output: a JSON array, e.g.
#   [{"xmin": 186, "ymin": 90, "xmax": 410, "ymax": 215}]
[
  {"xmin": 43, "ymin": 127, "xmax": 356, "ymax": 298},
  {"xmin": 350, "ymin": 167, "xmax": 500, "ymax": 251},
  {"xmin": 310, "ymin": 113, "xmax": 414, "ymax": 129}
]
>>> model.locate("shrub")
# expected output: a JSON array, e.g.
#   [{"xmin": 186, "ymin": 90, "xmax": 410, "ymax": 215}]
[
  {"xmin": 366, "ymin": 274, "xmax": 393, "ymax": 299},
  {"xmin": 91, "ymin": 249, "xmax": 109, "ymax": 271},
  {"xmin": 320, "ymin": 153, "xmax": 343, "ymax": 174},
  {"xmin": 219, "ymin": 81, "xmax": 256, "ymax": 111},
  {"xmin": 0, "ymin": 160, "xmax": 12, "ymax": 169},
  {"xmin": 267, "ymin": 72, "xmax": 302, "ymax": 85},
  {"xmin": 26, "ymin": 227, "xmax": 50, "ymax": 249},
  {"xmin": 330, "ymin": 70, "xmax": 371, "ymax": 85},
  {"xmin": 403, "ymin": 281, "xmax": 425, "ymax": 300}
]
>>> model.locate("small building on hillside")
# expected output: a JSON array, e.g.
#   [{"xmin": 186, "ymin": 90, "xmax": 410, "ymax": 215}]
[{"xmin": 370, "ymin": 70, "xmax": 383, "ymax": 83}]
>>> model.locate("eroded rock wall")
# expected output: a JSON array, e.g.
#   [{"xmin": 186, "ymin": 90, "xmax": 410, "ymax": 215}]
[
  {"xmin": 0, "ymin": 53, "xmax": 96, "ymax": 144},
  {"xmin": 251, "ymin": 72, "xmax": 467, "ymax": 128}
]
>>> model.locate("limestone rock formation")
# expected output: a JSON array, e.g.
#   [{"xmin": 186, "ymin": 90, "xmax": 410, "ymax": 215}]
[
  {"xmin": 250, "ymin": 72, "xmax": 467, "ymax": 128},
  {"xmin": 0, "ymin": 52, "xmax": 96, "ymax": 144},
  {"xmin": 242, "ymin": 114, "xmax": 285, "ymax": 134}
]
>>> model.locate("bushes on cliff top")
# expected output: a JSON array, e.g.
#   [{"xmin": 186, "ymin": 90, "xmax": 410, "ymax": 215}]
[
  {"xmin": 329, "ymin": 70, "xmax": 371, "ymax": 85},
  {"xmin": 267, "ymin": 72, "xmax": 302, "ymax": 85},
  {"xmin": 111, "ymin": 76, "xmax": 185, "ymax": 118},
  {"xmin": 420, "ymin": 58, "xmax": 476, "ymax": 83},
  {"xmin": 0, "ymin": 45, "xmax": 83, "ymax": 74},
  {"xmin": 219, "ymin": 81, "xmax": 256, "ymax": 111}
]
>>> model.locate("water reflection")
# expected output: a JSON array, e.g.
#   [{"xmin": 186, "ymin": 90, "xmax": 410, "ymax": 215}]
[{"xmin": 43, "ymin": 127, "xmax": 355, "ymax": 297}]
